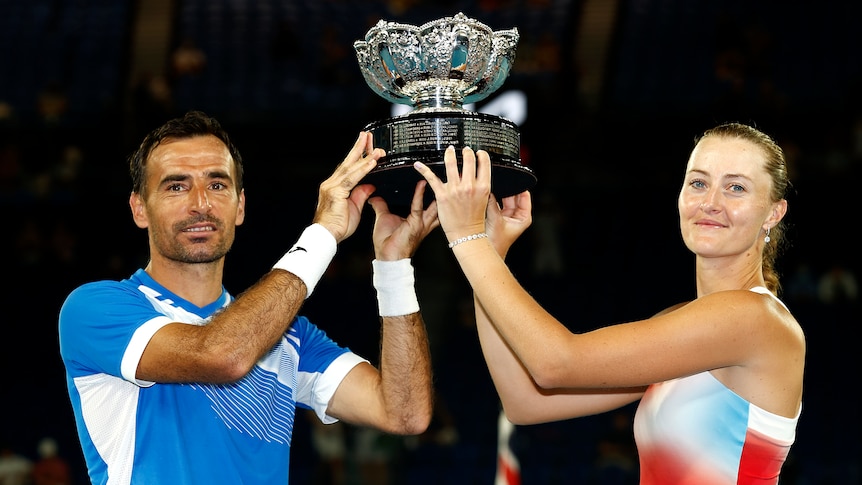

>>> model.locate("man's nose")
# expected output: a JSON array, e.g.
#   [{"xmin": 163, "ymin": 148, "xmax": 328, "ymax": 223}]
[{"xmin": 190, "ymin": 187, "xmax": 212, "ymax": 212}]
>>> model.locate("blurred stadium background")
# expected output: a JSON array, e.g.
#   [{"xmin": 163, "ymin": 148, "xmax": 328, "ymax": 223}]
[{"xmin": 1, "ymin": 0, "xmax": 859, "ymax": 483}]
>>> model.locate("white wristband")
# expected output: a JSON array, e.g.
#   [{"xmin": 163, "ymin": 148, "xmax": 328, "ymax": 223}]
[
  {"xmin": 372, "ymin": 259, "xmax": 419, "ymax": 317},
  {"xmin": 273, "ymin": 223, "xmax": 337, "ymax": 298}
]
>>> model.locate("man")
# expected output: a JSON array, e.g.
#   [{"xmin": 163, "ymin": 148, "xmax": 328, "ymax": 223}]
[{"xmin": 58, "ymin": 111, "xmax": 438, "ymax": 484}]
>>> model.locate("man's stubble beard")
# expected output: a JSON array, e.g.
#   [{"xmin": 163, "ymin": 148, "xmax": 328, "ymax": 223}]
[{"xmin": 152, "ymin": 218, "xmax": 235, "ymax": 265}]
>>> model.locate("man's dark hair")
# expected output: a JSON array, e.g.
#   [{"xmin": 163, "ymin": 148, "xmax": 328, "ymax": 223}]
[{"xmin": 129, "ymin": 110, "xmax": 244, "ymax": 196}]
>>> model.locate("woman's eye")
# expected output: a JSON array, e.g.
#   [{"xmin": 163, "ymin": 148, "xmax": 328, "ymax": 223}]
[
  {"xmin": 690, "ymin": 180, "xmax": 706, "ymax": 189},
  {"xmin": 729, "ymin": 184, "xmax": 745, "ymax": 193}
]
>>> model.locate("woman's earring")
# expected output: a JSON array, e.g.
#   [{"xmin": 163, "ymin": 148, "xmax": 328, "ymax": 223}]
[{"xmin": 764, "ymin": 227, "xmax": 771, "ymax": 243}]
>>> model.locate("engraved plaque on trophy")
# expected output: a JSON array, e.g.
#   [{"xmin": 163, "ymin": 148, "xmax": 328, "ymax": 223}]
[{"xmin": 354, "ymin": 12, "xmax": 536, "ymax": 205}]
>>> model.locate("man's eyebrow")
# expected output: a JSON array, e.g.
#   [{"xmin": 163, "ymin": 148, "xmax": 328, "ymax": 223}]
[
  {"xmin": 159, "ymin": 170, "xmax": 232, "ymax": 185},
  {"xmin": 206, "ymin": 169, "xmax": 232, "ymax": 180},
  {"xmin": 159, "ymin": 173, "xmax": 190, "ymax": 185}
]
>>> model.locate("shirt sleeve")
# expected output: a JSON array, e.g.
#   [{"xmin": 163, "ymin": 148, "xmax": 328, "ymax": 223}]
[
  {"xmin": 288, "ymin": 316, "xmax": 369, "ymax": 424},
  {"xmin": 59, "ymin": 280, "xmax": 170, "ymax": 386}
]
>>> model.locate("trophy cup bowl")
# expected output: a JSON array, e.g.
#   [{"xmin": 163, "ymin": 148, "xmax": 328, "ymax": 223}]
[{"xmin": 354, "ymin": 12, "xmax": 536, "ymax": 206}]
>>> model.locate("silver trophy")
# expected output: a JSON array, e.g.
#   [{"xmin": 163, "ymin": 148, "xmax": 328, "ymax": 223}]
[{"xmin": 354, "ymin": 12, "xmax": 536, "ymax": 205}]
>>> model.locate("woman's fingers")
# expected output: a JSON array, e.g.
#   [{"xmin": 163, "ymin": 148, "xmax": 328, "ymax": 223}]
[
  {"xmin": 459, "ymin": 146, "xmax": 475, "ymax": 182},
  {"xmin": 414, "ymin": 146, "xmax": 492, "ymax": 206},
  {"xmin": 438, "ymin": 145, "xmax": 460, "ymax": 191}
]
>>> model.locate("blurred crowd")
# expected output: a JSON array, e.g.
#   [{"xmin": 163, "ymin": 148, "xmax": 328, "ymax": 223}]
[{"xmin": 1, "ymin": 0, "xmax": 860, "ymax": 483}]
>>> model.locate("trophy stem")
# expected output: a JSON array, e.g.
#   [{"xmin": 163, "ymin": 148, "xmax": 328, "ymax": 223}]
[{"xmin": 413, "ymin": 86, "xmax": 464, "ymax": 111}]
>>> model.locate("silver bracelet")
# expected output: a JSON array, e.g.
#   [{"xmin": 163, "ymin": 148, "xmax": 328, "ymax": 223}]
[{"xmin": 448, "ymin": 232, "xmax": 488, "ymax": 249}]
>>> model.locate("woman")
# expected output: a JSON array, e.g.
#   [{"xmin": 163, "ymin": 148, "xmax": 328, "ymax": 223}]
[{"xmin": 414, "ymin": 122, "xmax": 804, "ymax": 484}]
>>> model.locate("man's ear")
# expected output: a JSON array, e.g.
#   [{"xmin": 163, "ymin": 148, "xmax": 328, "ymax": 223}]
[
  {"xmin": 130, "ymin": 192, "xmax": 148, "ymax": 228},
  {"xmin": 235, "ymin": 189, "xmax": 246, "ymax": 226}
]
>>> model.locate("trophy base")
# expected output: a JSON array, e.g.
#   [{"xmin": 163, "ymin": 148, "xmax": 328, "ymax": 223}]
[{"xmin": 361, "ymin": 111, "xmax": 536, "ymax": 207}]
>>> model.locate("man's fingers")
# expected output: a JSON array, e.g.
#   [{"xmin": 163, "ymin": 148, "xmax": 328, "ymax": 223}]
[
  {"xmin": 409, "ymin": 180, "xmax": 427, "ymax": 213},
  {"xmin": 348, "ymin": 131, "xmax": 370, "ymax": 159},
  {"xmin": 348, "ymin": 184, "xmax": 376, "ymax": 209},
  {"xmin": 423, "ymin": 200, "xmax": 440, "ymax": 232}
]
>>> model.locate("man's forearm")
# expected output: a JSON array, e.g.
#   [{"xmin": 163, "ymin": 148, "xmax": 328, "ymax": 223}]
[{"xmin": 378, "ymin": 312, "xmax": 434, "ymax": 434}]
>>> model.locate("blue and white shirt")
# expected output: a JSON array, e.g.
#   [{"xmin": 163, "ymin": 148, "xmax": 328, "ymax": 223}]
[{"xmin": 59, "ymin": 269, "xmax": 367, "ymax": 485}]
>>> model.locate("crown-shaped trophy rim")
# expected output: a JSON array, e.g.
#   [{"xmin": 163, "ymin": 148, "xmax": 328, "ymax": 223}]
[{"xmin": 417, "ymin": 12, "xmax": 492, "ymax": 36}]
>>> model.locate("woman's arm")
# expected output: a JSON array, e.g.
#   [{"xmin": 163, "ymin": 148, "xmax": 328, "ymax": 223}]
[
  {"xmin": 474, "ymin": 294, "xmax": 644, "ymax": 425},
  {"xmin": 415, "ymin": 147, "xmax": 783, "ymax": 391}
]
